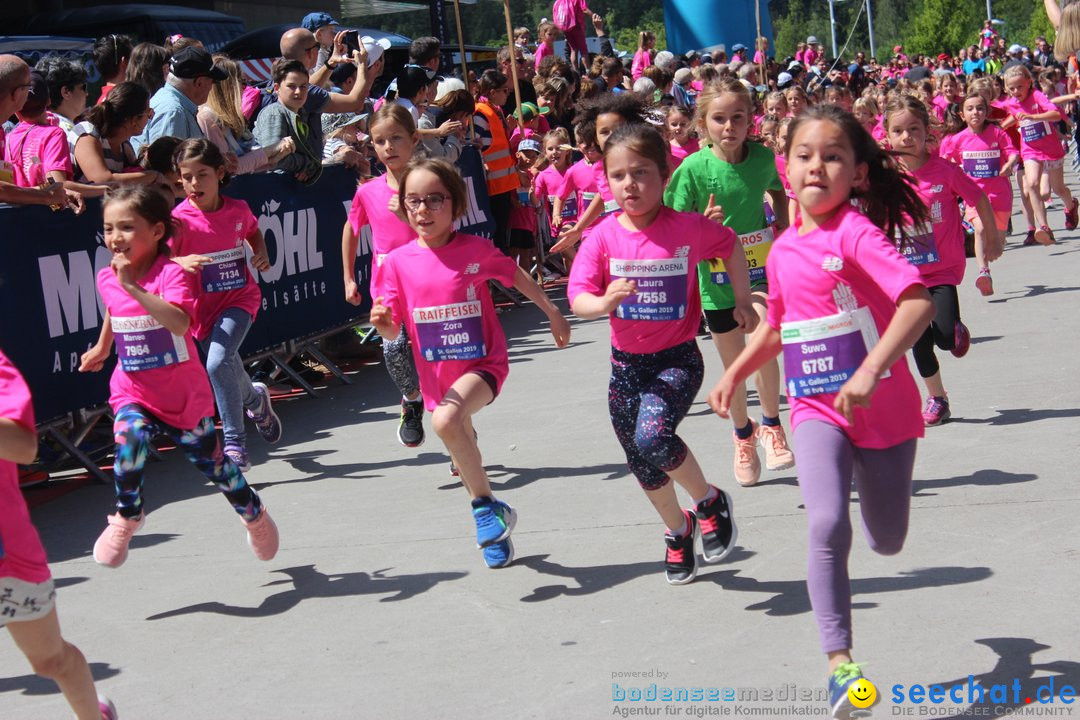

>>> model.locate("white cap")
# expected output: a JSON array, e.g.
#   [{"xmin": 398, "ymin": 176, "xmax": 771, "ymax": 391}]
[
  {"xmin": 361, "ymin": 36, "xmax": 392, "ymax": 66},
  {"xmin": 1008, "ymin": 43, "xmax": 1023, "ymax": 54},
  {"xmin": 807, "ymin": 35, "xmax": 819, "ymax": 45},
  {"xmin": 777, "ymin": 71, "xmax": 793, "ymax": 86}
]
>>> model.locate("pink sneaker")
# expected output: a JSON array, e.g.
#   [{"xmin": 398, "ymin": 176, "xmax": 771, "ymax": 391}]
[
  {"xmin": 733, "ymin": 423, "xmax": 762, "ymax": 487},
  {"xmin": 951, "ymin": 320, "xmax": 971, "ymax": 358},
  {"xmin": 975, "ymin": 268, "xmax": 994, "ymax": 297},
  {"xmin": 99, "ymin": 695, "xmax": 118, "ymax": 720},
  {"xmin": 244, "ymin": 510, "xmax": 279, "ymax": 561},
  {"xmin": 757, "ymin": 423, "xmax": 795, "ymax": 471},
  {"xmin": 93, "ymin": 513, "xmax": 144, "ymax": 568}
]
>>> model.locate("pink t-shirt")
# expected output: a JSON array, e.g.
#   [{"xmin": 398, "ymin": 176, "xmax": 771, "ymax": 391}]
[
  {"xmin": 347, "ymin": 175, "xmax": 416, "ymax": 297},
  {"xmin": 669, "ymin": 137, "xmax": 701, "ymax": 173},
  {"xmin": 906, "ymin": 155, "xmax": 984, "ymax": 287},
  {"xmin": 999, "ymin": 90, "xmax": 1064, "ymax": 162},
  {"xmin": 0, "ymin": 349, "xmax": 50, "ymax": 584},
  {"xmin": 534, "ymin": 162, "xmax": 575, "ymax": 236},
  {"xmin": 930, "ymin": 94, "xmax": 955, "ymax": 122},
  {"xmin": 872, "ymin": 117, "xmax": 886, "ymax": 143},
  {"xmin": 3, "ymin": 122, "xmax": 72, "ymax": 188},
  {"xmin": 774, "ymin": 153, "xmax": 795, "ymax": 200},
  {"xmin": 170, "ymin": 197, "xmax": 261, "ymax": 341},
  {"xmin": 567, "ymin": 208, "xmax": 738, "ymax": 354},
  {"xmin": 803, "ymin": 47, "xmax": 818, "ymax": 67},
  {"xmin": 938, "ymin": 125, "xmax": 1017, "ymax": 214},
  {"xmin": 632, "ymin": 49, "xmax": 653, "ymax": 80},
  {"xmin": 534, "ymin": 42, "xmax": 554, "ymax": 72},
  {"xmin": 380, "ymin": 234, "xmax": 519, "ymax": 411},
  {"xmin": 766, "ymin": 205, "xmax": 924, "ymax": 448},
  {"xmin": 97, "ymin": 254, "xmax": 214, "ymax": 429},
  {"xmin": 557, "ymin": 159, "xmax": 599, "ymax": 225}
]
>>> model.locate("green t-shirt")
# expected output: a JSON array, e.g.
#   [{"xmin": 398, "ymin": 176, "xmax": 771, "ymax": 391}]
[{"xmin": 664, "ymin": 141, "xmax": 783, "ymax": 310}]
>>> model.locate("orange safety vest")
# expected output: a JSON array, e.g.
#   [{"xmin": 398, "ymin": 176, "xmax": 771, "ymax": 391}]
[{"xmin": 475, "ymin": 101, "xmax": 519, "ymax": 196}]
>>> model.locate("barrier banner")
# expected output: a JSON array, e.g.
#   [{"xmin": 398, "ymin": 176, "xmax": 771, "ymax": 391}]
[
  {"xmin": 0, "ymin": 165, "xmax": 371, "ymax": 423},
  {"xmin": 454, "ymin": 145, "xmax": 496, "ymax": 239}
]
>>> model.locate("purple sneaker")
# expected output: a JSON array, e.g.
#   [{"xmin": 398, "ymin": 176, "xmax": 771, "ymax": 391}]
[
  {"xmin": 951, "ymin": 320, "xmax": 971, "ymax": 358},
  {"xmin": 246, "ymin": 382, "xmax": 283, "ymax": 444},
  {"xmin": 922, "ymin": 395, "xmax": 951, "ymax": 426},
  {"xmin": 223, "ymin": 443, "xmax": 251, "ymax": 473}
]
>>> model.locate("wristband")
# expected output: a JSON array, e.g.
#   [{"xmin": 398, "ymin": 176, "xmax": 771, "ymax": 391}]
[{"xmin": 855, "ymin": 366, "xmax": 881, "ymax": 380}]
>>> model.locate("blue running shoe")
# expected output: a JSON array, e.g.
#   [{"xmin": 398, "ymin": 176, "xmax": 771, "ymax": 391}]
[
  {"xmin": 828, "ymin": 662, "xmax": 868, "ymax": 719},
  {"xmin": 471, "ymin": 497, "xmax": 516, "ymax": 548},
  {"xmin": 482, "ymin": 538, "xmax": 514, "ymax": 568}
]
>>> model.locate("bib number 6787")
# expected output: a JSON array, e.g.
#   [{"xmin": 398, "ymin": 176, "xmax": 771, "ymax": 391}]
[{"xmin": 802, "ymin": 357, "xmax": 834, "ymax": 374}]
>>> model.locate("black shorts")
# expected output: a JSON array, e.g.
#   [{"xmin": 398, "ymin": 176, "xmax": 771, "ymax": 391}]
[
  {"xmin": 703, "ymin": 308, "xmax": 738, "ymax": 334},
  {"xmin": 470, "ymin": 369, "xmax": 499, "ymax": 403},
  {"xmin": 508, "ymin": 228, "xmax": 535, "ymax": 250}
]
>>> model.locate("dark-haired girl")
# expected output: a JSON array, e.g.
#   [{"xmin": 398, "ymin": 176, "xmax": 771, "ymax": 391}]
[
  {"xmin": 167, "ymin": 138, "xmax": 280, "ymax": 472},
  {"xmin": 708, "ymin": 105, "xmax": 935, "ymax": 718},
  {"xmin": 79, "ymin": 185, "xmax": 278, "ymax": 568},
  {"xmin": 370, "ymin": 158, "xmax": 570, "ymax": 569},
  {"xmin": 567, "ymin": 124, "xmax": 752, "ymax": 586}
]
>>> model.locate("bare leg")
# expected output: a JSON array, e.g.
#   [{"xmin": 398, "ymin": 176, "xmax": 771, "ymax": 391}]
[
  {"xmin": 923, "ymin": 370, "xmax": 946, "ymax": 398},
  {"xmin": 749, "ymin": 293, "xmax": 782, "ymax": 419},
  {"xmin": 1017, "ymin": 169, "xmax": 1035, "ymax": 229},
  {"xmin": 711, "ymin": 330, "xmax": 749, "ymax": 427},
  {"xmin": 1025, "ymin": 160, "xmax": 1049, "ymax": 228},
  {"xmin": 642, "ymin": 450, "xmax": 709, "ymax": 530},
  {"xmin": 7, "ymin": 608, "xmax": 102, "ymax": 720},
  {"xmin": 431, "ymin": 373, "xmax": 495, "ymax": 499},
  {"xmin": 1048, "ymin": 163, "xmax": 1074, "ymax": 208}
]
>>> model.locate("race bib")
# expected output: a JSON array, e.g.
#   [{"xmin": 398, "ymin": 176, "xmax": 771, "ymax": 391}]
[
  {"xmin": 200, "ymin": 247, "xmax": 247, "ymax": 293},
  {"xmin": 550, "ymin": 192, "xmax": 577, "ymax": 220},
  {"xmin": 898, "ymin": 222, "xmax": 940, "ymax": 266},
  {"xmin": 580, "ymin": 191, "xmax": 596, "ymax": 208},
  {"xmin": 517, "ymin": 189, "xmax": 531, "ymax": 205},
  {"xmin": 111, "ymin": 314, "xmax": 190, "ymax": 372},
  {"xmin": 600, "ymin": 198, "xmax": 620, "ymax": 217},
  {"xmin": 781, "ymin": 307, "xmax": 886, "ymax": 398},
  {"xmin": 709, "ymin": 228, "xmax": 775, "ymax": 285},
  {"xmin": 961, "ymin": 149, "xmax": 1001, "ymax": 179},
  {"xmin": 609, "ymin": 257, "xmax": 689, "ymax": 321},
  {"xmin": 1020, "ymin": 119, "xmax": 1051, "ymax": 144},
  {"xmin": 413, "ymin": 300, "xmax": 486, "ymax": 362}
]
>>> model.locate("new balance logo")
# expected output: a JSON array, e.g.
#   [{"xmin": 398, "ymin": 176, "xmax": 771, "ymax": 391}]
[
  {"xmin": 821, "ymin": 255, "xmax": 844, "ymax": 271},
  {"xmin": 674, "ymin": 246, "xmax": 690, "ymax": 258},
  {"xmin": 464, "ymin": 263, "xmax": 480, "ymax": 274}
]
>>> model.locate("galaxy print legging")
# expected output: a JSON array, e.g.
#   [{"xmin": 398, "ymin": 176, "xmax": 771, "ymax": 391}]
[{"xmin": 608, "ymin": 340, "xmax": 704, "ymax": 490}]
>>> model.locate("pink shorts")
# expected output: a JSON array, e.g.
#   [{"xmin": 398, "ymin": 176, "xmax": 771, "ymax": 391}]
[{"xmin": 964, "ymin": 205, "xmax": 1011, "ymax": 231}]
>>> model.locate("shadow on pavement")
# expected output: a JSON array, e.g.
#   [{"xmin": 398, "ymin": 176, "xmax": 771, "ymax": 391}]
[
  {"xmin": 913, "ymin": 469, "xmax": 1038, "ymax": 497},
  {"xmin": 987, "ymin": 285, "xmax": 1080, "ymax": 303},
  {"xmin": 0, "ymin": 662, "xmax": 120, "ymax": 697},
  {"xmin": 436, "ymin": 462, "xmax": 632, "ymax": 492},
  {"xmin": 144, "ymin": 564, "xmax": 467, "ymax": 620},
  {"xmin": 923, "ymin": 637, "xmax": 1080, "ymax": 719},
  {"xmin": 701, "ymin": 565, "xmax": 992, "ymax": 616},
  {"xmin": 515, "ymin": 548, "xmax": 757, "ymax": 602},
  {"xmin": 948, "ymin": 407, "xmax": 1080, "ymax": 426},
  {"xmin": 251, "ymin": 450, "xmax": 451, "ymax": 489}
]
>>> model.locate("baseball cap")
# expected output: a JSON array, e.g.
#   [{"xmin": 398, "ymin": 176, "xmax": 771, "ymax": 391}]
[
  {"xmin": 361, "ymin": 36, "xmax": 393, "ymax": 66},
  {"xmin": 170, "ymin": 47, "xmax": 227, "ymax": 81},
  {"xmin": 807, "ymin": 36, "xmax": 819, "ymax": 45},
  {"xmin": 321, "ymin": 112, "xmax": 365, "ymax": 137},
  {"xmin": 301, "ymin": 12, "xmax": 339, "ymax": 32},
  {"xmin": 518, "ymin": 138, "xmax": 542, "ymax": 154},
  {"xmin": 674, "ymin": 67, "xmax": 693, "ymax": 86},
  {"xmin": 701, "ymin": 53, "xmax": 713, "ymax": 64},
  {"xmin": 777, "ymin": 71, "xmax": 793, "ymax": 88},
  {"xmin": 937, "ymin": 53, "xmax": 950, "ymax": 61},
  {"xmin": 1008, "ymin": 44, "xmax": 1023, "ymax": 54},
  {"xmin": 512, "ymin": 101, "xmax": 550, "ymax": 121},
  {"xmin": 732, "ymin": 43, "xmax": 747, "ymax": 53},
  {"xmin": 787, "ymin": 60, "xmax": 803, "ymax": 72}
]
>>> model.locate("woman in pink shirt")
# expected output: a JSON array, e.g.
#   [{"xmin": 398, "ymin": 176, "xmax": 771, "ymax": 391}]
[
  {"xmin": 169, "ymin": 139, "xmax": 281, "ymax": 472},
  {"xmin": 79, "ymin": 185, "xmax": 278, "ymax": 568},
  {"xmin": 709, "ymin": 104, "xmax": 934, "ymax": 716},
  {"xmin": 370, "ymin": 158, "xmax": 570, "ymax": 569},
  {"xmin": 938, "ymin": 92, "xmax": 1019, "ymax": 295},
  {"xmin": 885, "ymin": 95, "xmax": 1000, "ymax": 426},
  {"xmin": 568, "ymin": 124, "xmax": 752, "ymax": 586},
  {"xmin": 1, "ymin": 349, "xmax": 118, "ymax": 720},
  {"xmin": 342, "ymin": 105, "xmax": 429, "ymax": 448},
  {"xmin": 1000, "ymin": 64, "xmax": 1078, "ymax": 244}
]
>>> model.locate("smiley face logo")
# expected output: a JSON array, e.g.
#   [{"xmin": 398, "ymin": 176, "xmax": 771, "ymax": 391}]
[{"xmin": 848, "ymin": 678, "xmax": 877, "ymax": 708}]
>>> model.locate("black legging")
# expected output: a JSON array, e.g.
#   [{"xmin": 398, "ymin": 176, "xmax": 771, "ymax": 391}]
[
  {"xmin": 911, "ymin": 284, "xmax": 960, "ymax": 378},
  {"xmin": 489, "ymin": 190, "xmax": 512, "ymax": 254}
]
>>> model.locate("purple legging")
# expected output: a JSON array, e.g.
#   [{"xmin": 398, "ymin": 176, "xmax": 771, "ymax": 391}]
[{"xmin": 793, "ymin": 420, "xmax": 917, "ymax": 653}]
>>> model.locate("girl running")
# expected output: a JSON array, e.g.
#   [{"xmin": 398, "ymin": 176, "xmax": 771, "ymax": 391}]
[
  {"xmin": 707, "ymin": 103, "xmax": 935, "ymax": 720},
  {"xmin": 664, "ymin": 105, "xmax": 699, "ymax": 172},
  {"xmin": 938, "ymin": 92, "xmax": 1019, "ymax": 296},
  {"xmin": 551, "ymin": 122, "xmax": 601, "ymax": 247},
  {"xmin": 665, "ymin": 77, "xmax": 794, "ymax": 487},
  {"xmin": 369, "ymin": 158, "xmax": 570, "ymax": 569},
  {"xmin": 341, "ymin": 104, "xmax": 427, "ymax": 448},
  {"xmin": 1, "ymin": 348, "xmax": 117, "ymax": 720},
  {"xmin": 999, "ymin": 64, "xmax": 1078, "ymax": 244},
  {"xmin": 884, "ymin": 95, "xmax": 1000, "ymax": 426},
  {"xmin": 567, "ymin": 124, "xmax": 753, "ymax": 586},
  {"xmin": 79, "ymin": 185, "xmax": 278, "ymax": 567},
  {"xmin": 168, "ymin": 139, "xmax": 281, "ymax": 472},
  {"xmin": 533, "ymin": 127, "xmax": 577, "ymax": 274}
]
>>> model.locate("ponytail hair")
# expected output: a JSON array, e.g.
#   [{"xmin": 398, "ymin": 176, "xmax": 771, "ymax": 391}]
[
  {"xmin": 87, "ymin": 81, "xmax": 150, "ymax": 137},
  {"xmin": 787, "ymin": 104, "xmax": 927, "ymax": 246}
]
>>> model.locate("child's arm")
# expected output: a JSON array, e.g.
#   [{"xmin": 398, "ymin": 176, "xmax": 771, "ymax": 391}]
[
  {"xmin": 708, "ymin": 323, "xmax": 782, "ymax": 418},
  {"xmin": 0, "ymin": 417, "xmax": 37, "ymax": 465},
  {"xmin": 511, "ymin": 267, "xmax": 571, "ymax": 346},
  {"xmin": 767, "ymin": 188, "xmax": 790, "ymax": 233},
  {"xmin": 1000, "ymin": 150, "xmax": 1021, "ymax": 176},
  {"xmin": 1050, "ymin": 93, "xmax": 1080, "ymax": 105},
  {"xmin": 369, "ymin": 296, "xmax": 400, "ymax": 341},
  {"xmin": 245, "ymin": 228, "xmax": 271, "ymax": 272},
  {"xmin": 1046, "ymin": 0, "xmax": 1062, "ymax": 28},
  {"xmin": 832, "ymin": 284, "xmax": 933, "ymax": 423},
  {"xmin": 551, "ymin": 194, "xmax": 603, "ymax": 252},
  {"xmin": 570, "ymin": 278, "xmax": 637, "ymax": 320},
  {"xmin": 79, "ymin": 309, "xmax": 114, "ymax": 372},
  {"xmin": 112, "ymin": 257, "xmax": 192, "ymax": 336},
  {"xmin": 341, "ymin": 219, "xmax": 362, "ymax": 306}
]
